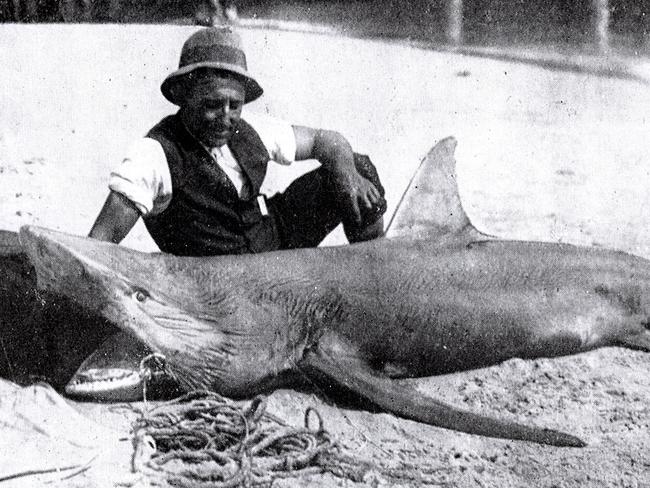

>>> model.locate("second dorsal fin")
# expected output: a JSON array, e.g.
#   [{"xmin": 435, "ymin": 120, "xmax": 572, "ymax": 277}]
[{"xmin": 385, "ymin": 137, "xmax": 490, "ymax": 243}]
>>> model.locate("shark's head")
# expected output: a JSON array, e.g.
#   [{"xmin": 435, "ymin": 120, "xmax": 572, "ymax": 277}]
[
  {"xmin": 20, "ymin": 226, "xmax": 168, "ymax": 337},
  {"xmin": 19, "ymin": 226, "xmax": 231, "ymax": 392}
]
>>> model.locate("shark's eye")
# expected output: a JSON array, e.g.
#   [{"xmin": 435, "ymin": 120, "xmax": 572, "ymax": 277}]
[{"xmin": 134, "ymin": 289, "xmax": 148, "ymax": 302}]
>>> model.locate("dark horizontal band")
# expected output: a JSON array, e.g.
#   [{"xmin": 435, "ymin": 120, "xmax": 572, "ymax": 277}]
[{"xmin": 180, "ymin": 44, "xmax": 247, "ymax": 70}]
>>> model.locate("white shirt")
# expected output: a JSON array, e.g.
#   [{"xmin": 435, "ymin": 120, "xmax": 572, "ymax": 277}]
[{"xmin": 109, "ymin": 113, "xmax": 297, "ymax": 216}]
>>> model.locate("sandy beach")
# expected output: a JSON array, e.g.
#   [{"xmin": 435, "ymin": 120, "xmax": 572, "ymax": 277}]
[{"xmin": 1, "ymin": 22, "xmax": 650, "ymax": 487}]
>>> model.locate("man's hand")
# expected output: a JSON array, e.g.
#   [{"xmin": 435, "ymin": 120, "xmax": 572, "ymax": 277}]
[
  {"xmin": 293, "ymin": 126, "xmax": 381, "ymax": 224},
  {"xmin": 330, "ymin": 164, "xmax": 382, "ymax": 225}
]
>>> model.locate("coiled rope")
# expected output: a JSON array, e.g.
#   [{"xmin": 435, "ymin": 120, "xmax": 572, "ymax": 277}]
[
  {"xmin": 130, "ymin": 389, "xmax": 343, "ymax": 487},
  {"xmin": 128, "ymin": 355, "xmax": 448, "ymax": 487}
]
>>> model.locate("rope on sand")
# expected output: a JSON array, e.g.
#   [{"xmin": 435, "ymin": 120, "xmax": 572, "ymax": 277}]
[
  {"xmin": 129, "ymin": 390, "xmax": 358, "ymax": 487},
  {"xmin": 127, "ymin": 357, "xmax": 449, "ymax": 486}
]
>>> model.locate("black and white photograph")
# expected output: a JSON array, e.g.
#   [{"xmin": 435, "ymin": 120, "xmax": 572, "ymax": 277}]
[{"xmin": 1, "ymin": 1, "xmax": 649, "ymax": 486}]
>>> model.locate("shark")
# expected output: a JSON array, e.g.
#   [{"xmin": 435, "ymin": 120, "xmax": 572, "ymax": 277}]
[{"xmin": 18, "ymin": 137, "xmax": 650, "ymax": 447}]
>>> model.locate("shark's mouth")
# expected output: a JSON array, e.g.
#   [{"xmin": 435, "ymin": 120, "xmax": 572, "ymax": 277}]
[
  {"xmin": 63, "ymin": 331, "xmax": 180, "ymax": 402},
  {"xmin": 65, "ymin": 355, "xmax": 177, "ymax": 402},
  {"xmin": 65, "ymin": 367, "xmax": 144, "ymax": 400}
]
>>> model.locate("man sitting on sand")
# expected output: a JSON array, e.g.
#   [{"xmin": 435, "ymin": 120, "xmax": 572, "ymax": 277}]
[{"xmin": 89, "ymin": 27, "xmax": 386, "ymax": 256}]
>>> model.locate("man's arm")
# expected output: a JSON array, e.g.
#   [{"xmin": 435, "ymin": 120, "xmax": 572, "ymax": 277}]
[
  {"xmin": 88, "ymin": 191, "xmax": 141, "ymax": 243},
  {"xmin": 292, "ymin": 125, "xmax": 382, "ymax": 229}
]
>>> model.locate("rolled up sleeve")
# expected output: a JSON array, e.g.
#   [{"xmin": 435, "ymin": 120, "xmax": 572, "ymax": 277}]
[
  {"xmin": 108, "ymin": 138, "xmax": 172, "ymax": 216},
  {"xmin": 244, "ymin": 113, "xmax": 297, "ymax": 165}
]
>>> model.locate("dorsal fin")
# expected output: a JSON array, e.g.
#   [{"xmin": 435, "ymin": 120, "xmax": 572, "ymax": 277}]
[{"xmin": 385, "ymin": 137, "xmax": 490, "ymax": 243}]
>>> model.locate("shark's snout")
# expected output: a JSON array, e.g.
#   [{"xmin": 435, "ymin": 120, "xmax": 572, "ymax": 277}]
[
  {"xmin": 20, "ymin": 226, "xmax": 135, "ymax": 312},
  {"xmin": 19, "ymin": 226, "xmax": 196, "ymax": 367},
  {"xmin": 19, "ymin": 226, "xmax": 87, "ymax": 294},
  {"xmin": 19, "ymin": 226, "xmax": 114, "ymax": 312}
]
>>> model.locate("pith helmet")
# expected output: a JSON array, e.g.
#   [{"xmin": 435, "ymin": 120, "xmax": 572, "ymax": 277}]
[{"xmin": 161, "ymin": 27, "xmax": 263, "ymax": 105}]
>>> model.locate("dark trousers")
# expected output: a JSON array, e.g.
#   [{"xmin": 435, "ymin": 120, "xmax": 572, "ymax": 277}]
[{"xmin": 269, "ymin": 153, "xmax": 386, "ymax": 250}]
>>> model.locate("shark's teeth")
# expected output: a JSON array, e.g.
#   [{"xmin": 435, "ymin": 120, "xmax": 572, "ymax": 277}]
[
  {"xmin": 65, "ymin": 368, "xmax": 142, "ymax": 394},
  {"xmin": 73, "ymin": 368, "xmax": 139, "ymax": 382}
]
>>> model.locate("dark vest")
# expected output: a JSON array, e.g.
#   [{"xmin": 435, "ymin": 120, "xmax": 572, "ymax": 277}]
[{"xmin": 143, "ymin": 114, "xmax": 281, "ymax": 256}]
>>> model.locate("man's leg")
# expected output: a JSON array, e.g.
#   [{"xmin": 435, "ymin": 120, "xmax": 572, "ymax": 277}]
[
  {"xmin": 339, "ymin": 154, "xmax": 386, "ymax": 243},
  {"xmin": 270, "ymin": 153, "xmax": 386, "ymax": 249},
  {"xmin": 344, "ymin": 214, "xmax": 385, "ymax": 243}
]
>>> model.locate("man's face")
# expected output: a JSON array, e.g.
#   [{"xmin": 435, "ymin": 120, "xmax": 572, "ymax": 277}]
[{"xmin": 179, "ymin": 72, "xmax": 245, "ymax": 147}]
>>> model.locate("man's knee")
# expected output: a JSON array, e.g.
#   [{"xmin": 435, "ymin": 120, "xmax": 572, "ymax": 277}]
[
  {"xmin": 345, "ymin": 215, "xmax": 385, "ymax": 243},
  {"xmin": 272, "ymin": 154, "xmax": 387, "ymax": 248},
  {"xmin": 342, "ymin": 153, "xmax": 387, "ymax": 243}
]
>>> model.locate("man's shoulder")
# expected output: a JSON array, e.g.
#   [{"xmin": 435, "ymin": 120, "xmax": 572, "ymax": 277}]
[
  {"xmin": 122, "ymin": 137, "xmax": 167, "ymax": 167},
  {"xmin": 243, "ymin": 112, "xmax": 293, "ymax": 135},
  {"xmin": 147, "ymin": 114, "xmax": 180, "ymax": 139},
  {"xmin": 242, "ymin": 112, "xmax": 296, "ymax": 158}
]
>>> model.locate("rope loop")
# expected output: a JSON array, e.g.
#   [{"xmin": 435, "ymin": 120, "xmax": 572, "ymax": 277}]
[
  {"xmin": 129, "ymin": 390, "xmax": 341, "ymax": 487},
  {"xmin": 304, "ymin": 407, "xmax": 325, "ymax": 433}
]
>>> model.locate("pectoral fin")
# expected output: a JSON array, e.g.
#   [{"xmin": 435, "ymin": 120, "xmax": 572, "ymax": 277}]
[{"xmin": 302, "ymin": 333, "xmax": 585, "ymax": 447}]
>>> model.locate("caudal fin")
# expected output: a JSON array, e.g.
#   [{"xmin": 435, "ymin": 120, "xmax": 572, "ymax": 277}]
[{"xmin": 385, "ymin": 137, "xmax": 491, "ymax": 244}]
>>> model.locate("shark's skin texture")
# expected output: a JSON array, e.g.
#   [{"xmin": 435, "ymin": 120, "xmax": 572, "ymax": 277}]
[
  {"xmin": 0, "ymin": 230, "xmax": 119, "ymax": 387},
  {"xmin": 20, "ymin": 138, "xmax": 650, "ymax": 447}
]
